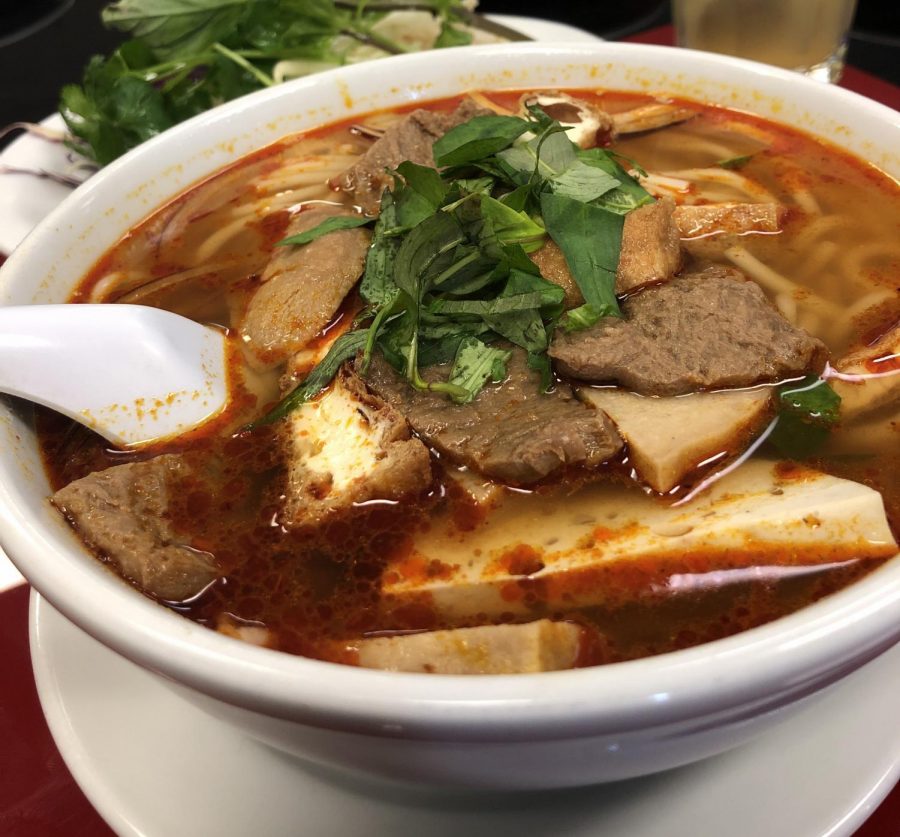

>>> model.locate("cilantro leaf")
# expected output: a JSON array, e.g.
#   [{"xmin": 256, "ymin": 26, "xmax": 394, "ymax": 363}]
[{"xmin": 446, "ymin": 337, "xmax": 511, "ymax": 403}]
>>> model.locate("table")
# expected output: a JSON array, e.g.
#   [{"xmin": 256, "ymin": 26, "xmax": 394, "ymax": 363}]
[{"xmin": 0, "ymin": 9, "xmax": 898, "ymax": 837}]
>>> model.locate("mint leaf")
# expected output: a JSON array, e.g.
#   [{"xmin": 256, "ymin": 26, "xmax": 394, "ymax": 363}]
[
  {"xmin": 103, "ymin": 0, "xmax": 252, "ymax": 61},
  {"xmin": 277, "ymin": 214, "xmax": 371, "ymax": 247},
  {"xmin": 254, "ymin": 329, "xmax": 369, "ymax": 426},
  {"xmin": 480, "ymin": 195, "xmax": 546, "ymax": 252},
  {"xmin": 433, "ymin": 115, "xmax": 531, "ymax": 167},
  {"xmin": 540, "ymin": 192, "xmax": 624, "ymax": 318}
]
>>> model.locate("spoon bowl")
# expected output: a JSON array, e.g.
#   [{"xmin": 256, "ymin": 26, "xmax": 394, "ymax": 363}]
[{"xmin": 0, "ymin": 304, "xmax": 229, "ymax": 446}]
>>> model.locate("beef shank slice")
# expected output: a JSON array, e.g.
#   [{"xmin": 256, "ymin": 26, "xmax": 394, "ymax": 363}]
[
  {"xmin": 335, "ymin": 99, "xmax": 490, "ymax": 214},
  {"xmin": 52, "ymin": 455, "xmax": 217, "ymax": 602},
  {"xmin": 241, "ymin": 205, "xmax": 370, "ymax": 364},
  {"xmin": 360, "ymin": 348, "xmax": 622, "ymax": 485},
  {"xmin": 550, "ymin": 266, "xmax": 826, "ymax": 395}
]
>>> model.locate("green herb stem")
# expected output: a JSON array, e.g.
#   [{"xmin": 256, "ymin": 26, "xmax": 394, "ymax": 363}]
[{"xmin": 212, "ymin": 42, "xmax": 275, "ymax": 87}]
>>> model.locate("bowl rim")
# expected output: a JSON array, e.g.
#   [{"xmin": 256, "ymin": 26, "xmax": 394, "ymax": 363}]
[{"xmin": 2, "ymin": 40, "xmax": 899, "ymax": 740}]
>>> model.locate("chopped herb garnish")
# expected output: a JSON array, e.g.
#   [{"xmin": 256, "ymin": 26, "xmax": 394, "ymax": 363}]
[
  {"xmin": 277, "ymin": 214, "xmax": 372, "ymax": 247},
  {"xmin": 264, "ymin": 102, "xmax": 653, "ymax": 420},
  {"xmin": 717, "ymin": 154, "xmax": 755, "ymax": 170},
  {"xmin": 432, "ymin": 115, "xmax": 532, "ymax": 167},
  {"xmin": 447, "ymin": 338, "xmax": 511, "ymax": 403},
  {"xmin": 253, "ymin": 329, "xmax": 369, "ymax": 426},
  {"xmin": 770, "ymin": 376, "xmax": 842, "ymax": 458}
]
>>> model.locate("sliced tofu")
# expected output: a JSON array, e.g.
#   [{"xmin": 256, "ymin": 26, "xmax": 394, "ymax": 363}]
[
  {"xmin": 349, "ymin": 620, "xmax": 583, "ymax": 674},
  {"xmin": 831, "ymin": 324, "xmax": 900, "ymax": 420},
  {"xmin": 444, "ymin": 467, "xmax": 505, "ymax": 510},
  {"xmin": 578, "ymin": 387, "xmax": 772, "ymax": 492},
  {"xmin": 674, "ymin": 203, "xmax": 784, "ymax": 239},
  {"xmin": 382, "ymin": 460, "xmax": 897, "ymax": 622},
  {"xmin": 284, "ymin": 368, "xmax": 431, "ymax": 526}
]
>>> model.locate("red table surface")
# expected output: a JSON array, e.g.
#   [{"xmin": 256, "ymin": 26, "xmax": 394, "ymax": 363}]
[{"xmin": 1, "ymin": 23, "xmax": 899, "ymax": 837}]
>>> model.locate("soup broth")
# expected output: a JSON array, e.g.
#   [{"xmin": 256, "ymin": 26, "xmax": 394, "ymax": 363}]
[{"xmin": 38, "ymin": 89, "xmax": 900, "ymax": 672}]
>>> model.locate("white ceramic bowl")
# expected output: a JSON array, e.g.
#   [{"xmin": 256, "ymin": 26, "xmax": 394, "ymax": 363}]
[{"xmin": 1, "ymin": 42, "xmax": 899, "ymax": 790}]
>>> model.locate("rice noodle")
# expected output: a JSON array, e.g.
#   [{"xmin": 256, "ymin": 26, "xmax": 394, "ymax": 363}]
[
  {"xmin": 113, "ymin": 262, "xmax": 240, "ymax": 304},
  {"xmin": 467, "ymin": 91, "xmax": 513, "ymax": 115},
  {"xmin": 840, "ymin": 243, "xmax": 900, "ymax": 278},
  {"xmin": 823, "ymin": 362, "xmax": 900, "ymax": 383},
  {"xmin": 789, "ymin": 188, "xmax": 821, "ymax": 215},
  {"xmin": 640, "ymin": 172, "xmax": 693, "ymax": 198},
  {"xmin": 88, "ymin": 271, "xmax": 131, "ymax": 302},
  {"xmin": 791, "ymin": 215, "xmax": 860, "ymax": 251},
  {"xmin": 844, "ymin": 288, "xmax": 895, "ymax": 322},
  {"xmin": 774, "ymin": 292, "xmax": 798, "ymax": 323},
  {"xmin": 663, "ymin": 167, "xmax": 777, "ymax": 203},
  {"xmin": 724, "ymin": 245, "xmax": 843, "ymax": 319},
  {"xmin": 799, "ymin": 240, "xmax": 839, "ymax": 281}
]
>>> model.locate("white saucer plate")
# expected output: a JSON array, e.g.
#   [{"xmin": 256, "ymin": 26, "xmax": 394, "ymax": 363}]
[{"xmin": 31, "ymin": 593, "xmax": 900, "ymax": 837}]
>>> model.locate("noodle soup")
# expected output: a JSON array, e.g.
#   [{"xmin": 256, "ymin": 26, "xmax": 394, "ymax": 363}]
[{"xmin": 39, "ymin": 88, "xmax": 899, "ymax": 674}]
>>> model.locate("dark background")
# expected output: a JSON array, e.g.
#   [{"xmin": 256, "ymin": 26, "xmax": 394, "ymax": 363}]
[{"xmin": 1, "ymin": 0, "xmax": 898, "ymax": 140}]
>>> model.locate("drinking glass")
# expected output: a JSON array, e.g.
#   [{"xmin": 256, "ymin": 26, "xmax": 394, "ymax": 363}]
[{"xmin": 672, "ymin": 0, "xmax": 859, "ymax": 83}]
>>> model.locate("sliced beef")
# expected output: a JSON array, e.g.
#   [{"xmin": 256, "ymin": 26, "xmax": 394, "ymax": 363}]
[
  {"xmin": 52, "ymin": 456, "xmax": 217, "ymax": 602},
  {"xmin": 283, "ymin": 367, "xmax": 432, "ymax": 527},
  {"xmin": 550, "ymin": 266, "xmax": 826, "ymax": 396},
  {"xmin": 335, "ymin": 99, "xmax": 490, "ymax": 214},
  {"xmin": 529, "ymin": 197, "xmax": 682, "ymax": 305},
  {"xmin": 241, "ymin": 205, "xmax": 370, "ymax": 365},
  {"xmin": 360, "ymin": 348, "xmax": 623, "ymax": 485}
]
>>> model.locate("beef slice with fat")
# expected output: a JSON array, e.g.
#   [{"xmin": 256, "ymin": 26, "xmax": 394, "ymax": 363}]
[
  {"xmin": 360, "ymin": 347, "xmax": 622, "ymax": 485},
  {"xmin": 241, "ymin": 205, "xmax": 370, "ymax": 365},
  {"xmin": 52, "ymin": 455, "xmax": 217, "ymax": 602},
  {"xmin": 335, "ymin": 99, "xmax": 490, "ymax": 214},
  {"xmin": 550, "ymin": 266, "xmax": 826, "ymax": 395}
]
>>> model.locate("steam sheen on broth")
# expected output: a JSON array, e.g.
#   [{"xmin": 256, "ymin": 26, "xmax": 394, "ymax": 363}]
[{"xmin": 39, "ymin": 89, "xmax": 900, "ymax": 674}]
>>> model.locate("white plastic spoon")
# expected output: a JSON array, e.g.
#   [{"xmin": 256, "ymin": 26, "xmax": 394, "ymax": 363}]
[{"xmin": 0, "ymin": 304, "xmax": 229, "ymax": 447}]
